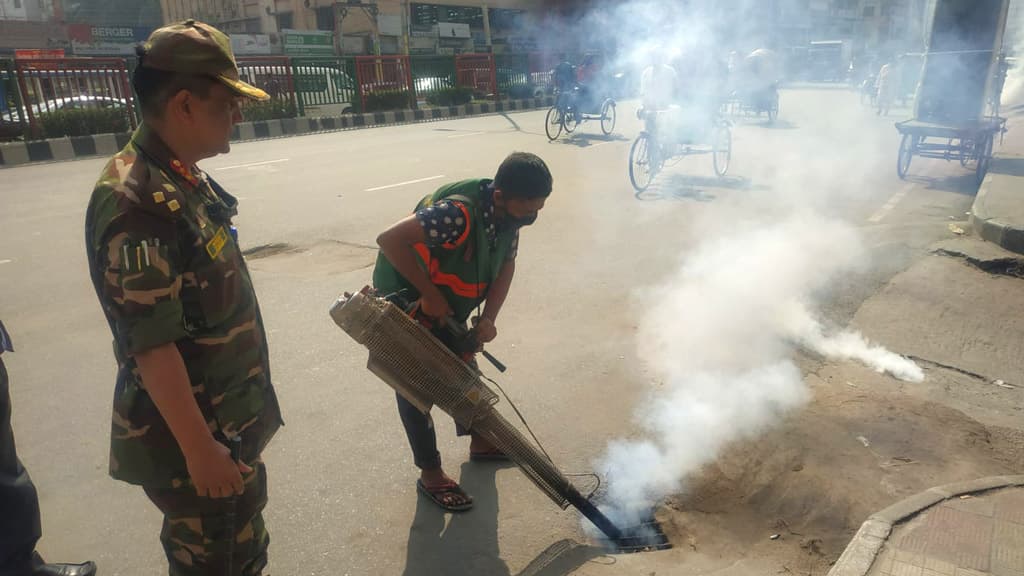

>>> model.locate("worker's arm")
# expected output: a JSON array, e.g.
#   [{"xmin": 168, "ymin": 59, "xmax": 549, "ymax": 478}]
[
  {"xmin": 376, "ymin": 215, "xmax": 451, "ymax": 318},
  {"xmin": 134, "ymin": 343, "xmax": 250, "ymax": 498},
  {"xmin": 476, "ymin": 259, "xmax": 515, "ymax": 343}
]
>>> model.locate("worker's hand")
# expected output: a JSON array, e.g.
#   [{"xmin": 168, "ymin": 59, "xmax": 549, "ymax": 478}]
[
  {"xmin": 184, "ymin": 437, "xmax": 252, "ymax": 499},
  {"xmin": 418, "ymin": 287, "xmax": 452, "ymax": 320},
  {"xmin": 472, "ymin": 316, "xmax": 498, "ymax": 344}
]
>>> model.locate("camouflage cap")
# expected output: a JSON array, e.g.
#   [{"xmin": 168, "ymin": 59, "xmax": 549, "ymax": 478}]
[{"xmin": 141, "ymin": 19, "xmax": 269, "ymax": 101}]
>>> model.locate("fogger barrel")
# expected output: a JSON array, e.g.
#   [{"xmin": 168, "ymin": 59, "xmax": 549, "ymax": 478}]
[{"xmin": 330, "ymin": 291, "xmax": 623, "ymax": 541}]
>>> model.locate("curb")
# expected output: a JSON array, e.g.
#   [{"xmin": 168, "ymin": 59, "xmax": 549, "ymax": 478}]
[
  {"xmin": 970, "ymin": 170, "xmax": 1024, "ymax": 255},
  {"xmin": 0, "ymin": 96, "xmax": 555, "ymax": 168},
  {"xmin": 826, "ymin": 475, "xmax": 1024, "ymax": 576}
]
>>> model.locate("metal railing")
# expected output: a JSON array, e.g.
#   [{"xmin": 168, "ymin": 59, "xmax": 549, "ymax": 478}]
[
  {"xmin": 13, "ymin": 57, "xmax": 136, "ymax": 139},
  {"xmin": 236, "ymin": 56, "xmax": 298, "ymax": 119},
  {"xmin": 410, "ymin": 55, "xmax": 457, "ymax": 105},
  {"xmin": 289, "ymin": 56, "xmax": 360, "ymax": 116},
  {"xmin": 455, "ymin": 53, "xmax": 497, "ymax": 99},
  {"xmin": 1, "ymin": 58, "xmax": 28, "ymax": 141},
  {"xmin": 495, "ymin": 52, "xmax": 536, "ymax": 99},
  {"xmin": 0, "ymin": 52, "xmax": 581, "ymax": 140},
  {"xmin": 355, "ymin": 55, "xmax": 414, "ymax": 111}
]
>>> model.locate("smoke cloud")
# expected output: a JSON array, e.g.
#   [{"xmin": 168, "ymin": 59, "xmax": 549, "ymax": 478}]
[
  {"xmin": 1001, "ymin": 14, "xmax": 1024, "ymax": 108},
  {"xmin": 533, "ymin": 0, "xmax": 929, "ymax": 533},
  {"xmin": 593, "ymin": 214, "xmax": 923, "ymax": 530}
]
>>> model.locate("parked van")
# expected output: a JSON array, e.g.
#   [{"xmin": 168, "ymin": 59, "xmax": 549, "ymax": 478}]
[{"xmin": 237, "ymin": 64, "xmax": 357, "ymax": 116}]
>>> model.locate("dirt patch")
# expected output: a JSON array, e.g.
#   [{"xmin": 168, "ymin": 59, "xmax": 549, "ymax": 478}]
[
  {"xmin": 243, "ymin": 242, "xmax": 305, "ymax": 259},
  {"xmin": 244, "ymin": 239, "xmax": 378, "ymax": 276},
  {"xmin": 652, "ymin": 361, "xmax": 1023, "ymax": 575}
]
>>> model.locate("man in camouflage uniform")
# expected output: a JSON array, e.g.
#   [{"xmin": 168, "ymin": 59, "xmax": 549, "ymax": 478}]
[{"xmin": 84, "ymin": 20, "xmax": 282, "ymax": 576}]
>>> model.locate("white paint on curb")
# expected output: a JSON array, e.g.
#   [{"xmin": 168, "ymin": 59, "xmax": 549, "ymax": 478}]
[
  {"xmin": 94, "ymin": 133, "xmax": 118, "ymax": 155},
  {"xmin": 2, "ymin": 96, "xmax": 555, "ymax": 167},
  {"xmin": 1, "ymin": 143, "xmax": 30, "ymax": 166},
  {"xmin": 49, "ymin": 137, "xmax": 75, "ymax": 161},
  {"xmin": 238, "ymin": 123, "xmax": 257, "ymax": 141}
]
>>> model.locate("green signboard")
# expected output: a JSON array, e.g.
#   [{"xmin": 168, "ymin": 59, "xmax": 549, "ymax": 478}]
[{"xmin": 282, "ymin": 29, "xmax": 335, "ymax": 56}]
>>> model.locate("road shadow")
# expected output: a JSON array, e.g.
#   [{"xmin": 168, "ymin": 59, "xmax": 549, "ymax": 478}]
[
  {"xmin": 633, "ymin": 173, "xmax": 762, "ymax": 202},
  {"xmin": 919, "ymin": 172, "xmax": 980, "ymax": 196},
  {"xmin": 548, "ymin": 132, "xmax": 630, "ymax": 148},
  {"xmin": 402, "ymin": 461, "xmax": 609, "ymax": 576},
  {"xmin": 499, "ymin": 112, "xmax": 526, "ymax": 133},
  {"xmin": 514, "ymin": 539, "xmax": 612, "ymax": 576},
  {"xmin": 989, "ymin": 156, "xmax": 1024, "ymax": 177}
]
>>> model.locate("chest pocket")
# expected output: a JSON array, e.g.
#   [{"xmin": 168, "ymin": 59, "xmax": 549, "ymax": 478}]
[{"xmin": 181, "ymin": 207, "xmax": 245, "ymax": 331}]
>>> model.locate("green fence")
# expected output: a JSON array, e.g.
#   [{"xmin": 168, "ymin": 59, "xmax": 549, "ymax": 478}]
[
  {"xmin": 495, "ymin": 53, "xmax": 537, "ymax": 99},
  {"xmin": 410, "ymin": 55, "xmax": 459, "ymax": 105},
  {"xmin": 290, "ymin": 57, "xmax": 360, "ymax": 116},
  {"xmin": 0, "ymin": 59, "xmax": 28, "ymax": 141}
]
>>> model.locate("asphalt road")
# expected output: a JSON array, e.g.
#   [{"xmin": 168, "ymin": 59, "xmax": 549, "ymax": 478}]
[{"xmin": 0, "ymin": 87, "xmax": 983, "ymax": 575}]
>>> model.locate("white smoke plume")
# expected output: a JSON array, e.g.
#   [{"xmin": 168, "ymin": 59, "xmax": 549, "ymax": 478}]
[
  {"xmin": 1001, "ymin": 11, "xmax": 1024, "ymax": 108},
  {"xmin": 593, "ymin": 214, "xmax": 923, "ymax": 529}
]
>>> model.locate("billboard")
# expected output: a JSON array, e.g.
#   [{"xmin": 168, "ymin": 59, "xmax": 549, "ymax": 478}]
[
  {"xmin": 438, "ymin": 22, "xmax": 471, "ymax": 38},
  {"xmin": 282, "ymin": 29, "xmax": 334, "ymax": 56},
  {"xmin": 68, "ymin": 24, "xmax": 151, "ymax": 56},
  {"xmin": 231, "ymin": 34, "xmax": 272, "ymax": 56}
]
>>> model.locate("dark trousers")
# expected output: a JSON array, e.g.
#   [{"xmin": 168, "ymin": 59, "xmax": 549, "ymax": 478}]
[
  {"xmin": 396, "ymin": 393, "xmax": 471, "ymax": 470},
  {"xmin": 0, "ymin": 356, "xmax": 42, "ymax": 576},
  {"xmin": 395, "ymin": 326, "xmax": 473, "ymax": 471}
]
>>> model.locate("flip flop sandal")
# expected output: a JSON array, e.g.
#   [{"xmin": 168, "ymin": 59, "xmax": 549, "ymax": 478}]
[{"xmin": 416, "ymin": 479, "xmax": 474, "ymax": 512}]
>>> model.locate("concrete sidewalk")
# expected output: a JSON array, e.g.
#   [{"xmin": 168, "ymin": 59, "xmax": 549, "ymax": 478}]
[
  {"xmin": 971, "ymin": 113, "xmax": 1024, "ymax": 255},
  {"xmin": 829, "ymin": 477, "xmax": 1024, "ymax": 576}
]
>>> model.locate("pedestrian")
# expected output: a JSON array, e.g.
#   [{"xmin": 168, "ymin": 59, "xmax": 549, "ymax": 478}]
[
  {"xmin": 84, "ymin": 20, "xmax": 283, "ymax": 576},
  {"xmin": 1, "ymin": 321, "xmax": 97, "ymax": 576},
  {"xmin": 372, "ymin": 152, "xmax": 552, "ymax": 511},
  {"xmin": 876, "ymin": 59, "xmax": 895, "ymax": 116}
]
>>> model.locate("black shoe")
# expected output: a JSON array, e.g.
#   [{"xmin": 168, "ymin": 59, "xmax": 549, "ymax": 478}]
[{"xmin": 30, "ymin": 552, "xmax": 96, "ymax": 576}]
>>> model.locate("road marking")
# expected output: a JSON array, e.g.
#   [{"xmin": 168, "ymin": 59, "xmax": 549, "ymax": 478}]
[
  {"xmin": 215, "ymin": 159, "xmax": 290, "ymax": 171},
  {"xmin": 447, "ymin": 131, "xmax": 485, "ymax": 139},
  {"xmin": 366, "ymin": 175, "xmax": 445, "ymax": 192},
  {"xmin": 868, "ymin": 183, "xmax": 914, "ymax": 223},
  {"xmin": 0, "ymin": 259, "xmax": 11, "ymax": 265}
]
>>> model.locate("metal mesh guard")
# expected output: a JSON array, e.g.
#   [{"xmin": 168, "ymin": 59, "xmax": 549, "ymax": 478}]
[{"xmin": 330, "ymin": 292, "xmax": 572, "ymax": 508}]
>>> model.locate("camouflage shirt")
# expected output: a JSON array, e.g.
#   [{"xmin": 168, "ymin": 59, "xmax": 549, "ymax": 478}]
[{"xmin": 85, "ymin": 124, "xmax": 282, "ymax": 488}]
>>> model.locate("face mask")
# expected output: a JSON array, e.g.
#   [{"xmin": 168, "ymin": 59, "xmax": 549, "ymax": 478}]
[{"xmin": 502, "ymin": 213, "xmax": 538, "ymax": 230}]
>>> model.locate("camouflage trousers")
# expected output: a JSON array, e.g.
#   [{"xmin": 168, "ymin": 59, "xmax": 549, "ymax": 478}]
[{"xmin": 143, "ymin": 460, "xmax": 269, "ymax": 576}]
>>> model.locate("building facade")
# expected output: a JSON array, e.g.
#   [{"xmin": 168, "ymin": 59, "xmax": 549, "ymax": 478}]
[
  {"xmin": 159, "ymin": 0, "xmax": 544, "ymax": 55},
  {"xmin": 0, "ymin": 0, "xmax": 49, "ymax": 21}
]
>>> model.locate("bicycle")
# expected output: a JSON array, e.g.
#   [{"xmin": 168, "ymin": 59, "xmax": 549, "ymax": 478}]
[
  {"xmin": 629, "ymin": 107, "xmax": 732, "ymax": 192},
  {"xmin": 545, "ymin": 86, "xmax": 617, "ymax": 141}
]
